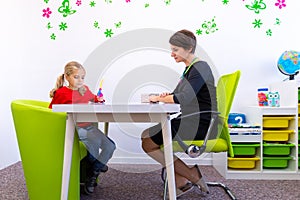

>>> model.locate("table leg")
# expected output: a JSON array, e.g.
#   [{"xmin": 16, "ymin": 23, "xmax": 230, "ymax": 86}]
[
  {"xmin": 104, "ymin": 122, "xmax": 109, "ymax": 135},
  {"xmin": 60, "ymin": 114, "xmax": 75, "ymax": 200},
  {"xmin": 161, "ymin": 115, "xmax": 176, "ymax": 200}
]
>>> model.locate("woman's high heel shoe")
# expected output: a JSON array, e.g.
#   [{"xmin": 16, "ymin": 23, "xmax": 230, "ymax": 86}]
[
  {"xmin": 164, "ymin": 182, "xmax": 194, "ymax": 199},
  {"xmin": 176, "ymin": 182, "xmax": 194, "ymax": 198},
  {"xmin": 193, "ymin": 164, "xmax": 210, "ymax": 194}
]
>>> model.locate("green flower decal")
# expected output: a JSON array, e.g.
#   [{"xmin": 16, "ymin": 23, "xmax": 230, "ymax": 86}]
[
  {"xmin": 50, "ymin": 33, "xmax": 56, "ymax": 40},
  {"xmin": 266, "ymin": 29, "xmax": 272, "ymax": 36},
  {"xmin": 252, "ymin": 19, "xmax": 263, "ymax": 28},
  {"xmin": 198, "ymin": 17, "xmax": 218, "ymax": 35},
  {"xmin": 115, "ymin": 22, "xmax": 122, "ymax": 28},
  {"xmin": 47, "ymin": 22, "xmax": 53, "ymax": 30},
  {"xmin": 90, "ymin": 1, "xmax": 96, "ymax": 7},
  {"xmin": 94, "ymin": 21, "xmax": 100, "ymax": 29},
  {"xmin": 104, "ymin": 29, "xmax": 114, "ymax": 37},
  {"xmin": 274, "ymin": 18, "xmax": 281, "ymax": 25},
  {"xmin": 165, "ymin": 0, "xmax": 171, "ymax": 6},
  {"xmin": 222, "ymin": 0, "xmax": 229, "ymax": 5},
  {"xmin": 196, "ymin": 29, "xmax": 203, "ymax": 35},
  {"xmin": 59, "ymin": 22, "xmax": 68, "ymax": 31}
]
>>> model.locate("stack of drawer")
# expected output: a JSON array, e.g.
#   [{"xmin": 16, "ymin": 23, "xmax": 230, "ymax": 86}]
[
  {"xmin": 228, "ymin": 143, "xmax": 260, "ymax": 169},
  {"xmin": 262, "ymin": 116, "xmax": 295, "ymax": 169}
]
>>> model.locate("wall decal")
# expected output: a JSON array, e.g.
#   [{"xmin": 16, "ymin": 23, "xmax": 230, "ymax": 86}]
[
  {"xmin": 222, "ymin": 0, "xmax": 229, "ymax": 5},
  {"xmin": 245, "ymin": 0, "xmax": 267, "ymax": 14},
  {"xmin": 41, "ymin": 0, "xmax": 287, "ymax": 41},
  {"xmin": 89, "ymin": 1, "xmax": 96, "ymax": 7},
  {"xmin": 42, "ymin": 7, "xmax": 52, "ymax": 18},
  {"xmin": 252, "ymin": 19, "xmax": 263, "ymax": 28},
  {"xmin": 58, "ymin": 0, "xmax": 77, "ymax": 17},
  {"xmin": 275, "ymin": 0, "xmax": 286, "ymax": 9},
  {"xmin": 243, "ymin": 0, "xmax": 286, "ymax": 37},
  {"xmin": 196, "ymin": 17, "xmax": 218, "ymax": 35}
]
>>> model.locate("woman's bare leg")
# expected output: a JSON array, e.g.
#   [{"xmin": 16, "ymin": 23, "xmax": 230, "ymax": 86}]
[{"xmin": 141, "ymin": 129, "xmax": 201, "ymax": 187}]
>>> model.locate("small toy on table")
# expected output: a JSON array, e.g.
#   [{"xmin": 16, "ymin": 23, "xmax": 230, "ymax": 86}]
[{"xmin": 97, "ymin": 79, "xmax": 105, "ymax": 103}]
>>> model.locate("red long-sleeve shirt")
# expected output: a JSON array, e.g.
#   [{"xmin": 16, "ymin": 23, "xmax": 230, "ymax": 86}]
[{"xmin": 49, "ymin": 85, "xmax": 99, "ymax": 127}]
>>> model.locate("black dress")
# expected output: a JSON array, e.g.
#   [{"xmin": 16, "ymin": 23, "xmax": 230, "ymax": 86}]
[{"xmin": 149, "ymin": 61, "xmax": 217, "ymax": 145}]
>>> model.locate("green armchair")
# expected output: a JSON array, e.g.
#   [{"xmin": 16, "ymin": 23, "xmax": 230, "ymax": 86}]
[{"xmin": 11, "ymin": 99, "xmax": 87, "ymax": 200}]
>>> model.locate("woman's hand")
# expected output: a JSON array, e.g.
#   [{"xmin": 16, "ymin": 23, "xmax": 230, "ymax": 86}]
[
  {"xmin": 160, "ymin": 92, "xmax": 170, "ymax": 97},
  {"xmin": 149, "ymin": 95, "xmax": 159, "ymax": 103},
  {"xmin": 149, "ymin": 92, "xmax": 173, "ymax": 103}
]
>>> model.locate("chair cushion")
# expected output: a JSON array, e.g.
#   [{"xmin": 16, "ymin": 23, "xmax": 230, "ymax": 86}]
[{"xmin": 171, "ymin": 139, "xmax": 228, "ymax": 153}]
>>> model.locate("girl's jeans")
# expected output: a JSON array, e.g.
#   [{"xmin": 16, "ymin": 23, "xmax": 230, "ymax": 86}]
[{"xmin": 77, "ymin": 124, "xmax": 116, "ymax": 172}]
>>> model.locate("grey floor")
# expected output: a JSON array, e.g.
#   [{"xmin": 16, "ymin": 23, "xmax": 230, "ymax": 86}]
[{"xmin": 1, "ymin": 162, "xmax": 300, "ymax": 200}]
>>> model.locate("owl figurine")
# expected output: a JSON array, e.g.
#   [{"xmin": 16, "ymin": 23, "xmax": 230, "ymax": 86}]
[{"xmin": 268, "ymin": 92, "xmax": 280, "ymax": 107}]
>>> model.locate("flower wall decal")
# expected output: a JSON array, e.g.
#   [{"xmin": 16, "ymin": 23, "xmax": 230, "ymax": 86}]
[{"xmin": 40, "ymin": 0, "xmax": 287, "ymax": 41}]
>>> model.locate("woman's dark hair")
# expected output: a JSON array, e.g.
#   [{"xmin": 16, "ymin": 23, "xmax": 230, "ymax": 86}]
[{"xmin": 169, "ymin": 29, "xmax": 197, "ymax": 53}]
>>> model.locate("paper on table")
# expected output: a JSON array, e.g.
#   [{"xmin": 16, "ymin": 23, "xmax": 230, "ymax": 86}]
[{"xmin": 141, "ymin": 93, "xmax": 159, "ymax": 103}]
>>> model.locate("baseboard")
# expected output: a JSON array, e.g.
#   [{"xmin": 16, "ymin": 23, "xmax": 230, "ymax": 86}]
[{"xmin": 109, "ymin": 153, "xmax": 213, "ymax": 165}]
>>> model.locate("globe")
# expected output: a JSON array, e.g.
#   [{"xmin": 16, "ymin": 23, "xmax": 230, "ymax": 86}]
[{"xmin": 277, "ymin": 50, "xmax": 300, "ymax": 80}]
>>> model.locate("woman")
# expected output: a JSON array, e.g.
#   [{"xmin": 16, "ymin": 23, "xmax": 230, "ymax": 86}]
[{"xmin": 141, "ymin": 29, "xmax": 217, "ymax": 197}]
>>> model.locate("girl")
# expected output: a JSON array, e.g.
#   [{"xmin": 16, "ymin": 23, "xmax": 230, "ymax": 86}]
[{"xmin": 49, "ymin": 61, "xmax": 116, "ymax": 195}]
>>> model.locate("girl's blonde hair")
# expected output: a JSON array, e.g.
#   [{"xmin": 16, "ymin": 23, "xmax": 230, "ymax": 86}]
[{"xmin": 49, "ymin": 61, "xmax": 87, "ymax": 98}]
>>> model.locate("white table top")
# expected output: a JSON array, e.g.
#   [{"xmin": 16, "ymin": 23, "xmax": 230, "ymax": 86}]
[{"xmin": 52, "ymin": 103, "xmax": 181, "ymax": 114}]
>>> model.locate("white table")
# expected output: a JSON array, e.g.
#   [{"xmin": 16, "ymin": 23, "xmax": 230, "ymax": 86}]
[{"xmin": 52, "ymin": 103, "xmax": 181, "ymax": 200}]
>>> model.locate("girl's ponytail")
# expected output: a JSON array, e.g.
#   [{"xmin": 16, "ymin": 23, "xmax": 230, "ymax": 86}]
[{"xmin": 49, "ymin": 74, "xmax": 65, "ymax": 98}]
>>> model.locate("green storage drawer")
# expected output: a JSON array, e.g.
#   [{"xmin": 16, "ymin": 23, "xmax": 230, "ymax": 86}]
[
  {"xmin": 263, "ymin": 156, "xmax": 292, "ymax": 168},
  {"xmin": 232, "ymin": 143, "xmax": 260, "ymax": 156},
  {"xmin": 263, "ymin": 143, "xmax": 295, "ymax": 156}
]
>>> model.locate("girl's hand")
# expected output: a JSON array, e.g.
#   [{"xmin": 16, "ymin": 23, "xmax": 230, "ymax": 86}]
[{"xmin": 97, "ymin": 96, "xmax": 105, "ymax": 103}]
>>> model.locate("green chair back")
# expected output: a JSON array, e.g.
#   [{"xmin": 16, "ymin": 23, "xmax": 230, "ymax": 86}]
[
  {"xmin": 11, "ymin": 99, "xmax": 86, "ymax": 200},
  {"xmin": 217, "ymin": 70, "xmax": 241, "ymax": 157},
  {"xmin": 171, "ymin": 70, "xmax": 241, "ymax": 157}
]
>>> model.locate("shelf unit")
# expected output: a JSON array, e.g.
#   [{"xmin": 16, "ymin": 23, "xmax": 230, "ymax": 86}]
[{"xmin": 213, "ymin": 80, "xmax": 300, "ymax": 179}]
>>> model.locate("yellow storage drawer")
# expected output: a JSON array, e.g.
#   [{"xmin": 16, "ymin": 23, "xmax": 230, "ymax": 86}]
[
  {"xmin": 263, "ymin": 116, "xmax": 294, "ymax": 129},
  {"xmin": 263, "ymin": 130, "xmax": 294, "ymax": 142},
  {"xmin": 228, "ymin": 157, "xmax": 260, "ymax": 169}
]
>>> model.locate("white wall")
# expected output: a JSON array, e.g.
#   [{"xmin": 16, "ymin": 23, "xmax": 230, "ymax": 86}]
[{"xmin": 1, "ymin": 0, "xmax": 300, "ymax": 169}]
